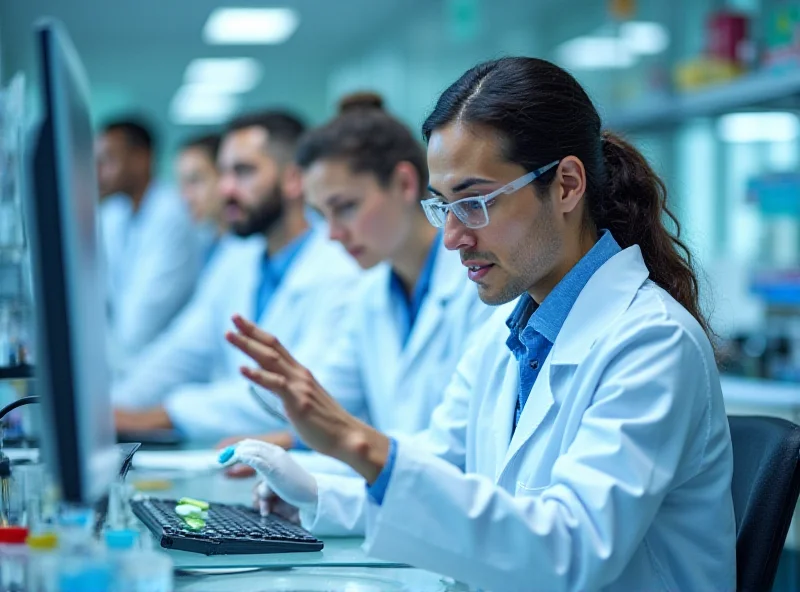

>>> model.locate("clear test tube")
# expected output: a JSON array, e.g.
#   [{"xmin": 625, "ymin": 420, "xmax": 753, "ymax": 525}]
[
  {"xmin": 16, "ymin": 463, "xmax": 44, "ymax": 530},
  {"xmin": 0, "ymin": 526, "xmax": 29, "ymax": 592}
]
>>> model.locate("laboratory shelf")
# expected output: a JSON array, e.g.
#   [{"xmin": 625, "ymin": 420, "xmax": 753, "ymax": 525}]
[{"xmin": 606, "ymin": 67, "xmax": 800, "ymax": 133}]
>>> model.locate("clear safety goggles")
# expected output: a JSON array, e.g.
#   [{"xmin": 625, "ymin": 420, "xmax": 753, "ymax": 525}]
[{"xmin": 421, "ymin": 160, "xmax": 560, "ymax": 229}]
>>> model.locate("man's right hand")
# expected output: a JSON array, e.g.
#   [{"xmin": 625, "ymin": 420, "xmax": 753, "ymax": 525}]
[{"xmin": 219, "ymin": 439, "xmax": 319, "ymax": 523}]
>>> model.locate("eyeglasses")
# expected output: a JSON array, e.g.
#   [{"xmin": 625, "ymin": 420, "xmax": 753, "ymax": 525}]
[{"xmin": 421, "ymin": 160, "xmax": 560, "ymax": 229}]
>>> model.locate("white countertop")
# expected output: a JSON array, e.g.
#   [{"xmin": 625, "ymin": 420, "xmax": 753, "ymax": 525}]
[{"xmin": 721, "ymin": 375, "xmax": 800, "ymax": 409}]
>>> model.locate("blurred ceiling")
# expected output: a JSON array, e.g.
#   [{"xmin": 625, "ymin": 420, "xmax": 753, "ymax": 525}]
[{"xmin": 0, "ymin": 0, "xmax": 429, "ymax": 146}]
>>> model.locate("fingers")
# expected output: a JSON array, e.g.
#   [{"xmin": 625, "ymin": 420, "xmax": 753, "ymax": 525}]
[
  {"xmin": 230, "ymin": 316, "xmax": 299, "ymax": 367},
  {"xmin": 230, "ymin": 314, "xmax": 260, "ymax": 337},
  {"xmin": 241, "ymin": 366, "xmax": 288, "ymax": 396},
  {"xmin": 253, "ymin": 480, "xmax": 300, "ymax": 523},
  {"xmin": 256, "ymin": 479, "xmax": 273, "ymax": 499},
  {"xmin": 226, "ymin": 331, "xmax": 292, "ymax": 377},
  {"xmin": 270, "ymin": 498, "xmax": 301, "ymax": 524},
  {"xmin": 225, "ymin": 464, "xmax": 256, "ymax": 479},
  {"xmin": 233, "ymin": 439, "xmax": 286, "ymax": 476},
  {"xmin": 254, "ymin": 479, "xmax": 275, "ymax": 517}
]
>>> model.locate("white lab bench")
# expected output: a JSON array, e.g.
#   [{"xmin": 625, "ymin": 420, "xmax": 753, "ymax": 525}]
[{"xmin": 722, "ymin": 375, "xmax": 800, "ymax": 420}]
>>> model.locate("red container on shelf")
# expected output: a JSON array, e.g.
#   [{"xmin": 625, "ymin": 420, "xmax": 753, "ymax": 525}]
[{"xmin": 707, "ymin": 11, "xmax": 750, "ymax": 66}]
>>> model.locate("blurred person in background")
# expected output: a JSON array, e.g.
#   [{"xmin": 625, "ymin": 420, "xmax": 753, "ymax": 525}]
[
  {"xmin": 112, "ymin": 110, "xmax": 361, "ymax": 440},
  {"xmin": 97, "ymin": 118, "xmax": 201, "ymax": 377},
  {"xmin": 218, "ymin": 93, "xmax": 493, "ymax": 482},
  {"xmin": 175, "ymin": 133, "xmax": 228, "ymax": 269}
]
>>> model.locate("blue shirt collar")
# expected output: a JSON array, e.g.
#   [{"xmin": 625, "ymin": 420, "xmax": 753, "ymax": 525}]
[
  {"xmin": 389, "ymin": 231, "xmax": 441, "ymax": 337},
  {"xmin": 506, "ymin": 230, "xmax": 621, "ymax": 352},
  {"xmin": 265, "ymin": 228, "xmax": 313, "ymax": 283},
  {"xmin": 412, "ymin": 232, "xmax": 441, "ymax": 308}
]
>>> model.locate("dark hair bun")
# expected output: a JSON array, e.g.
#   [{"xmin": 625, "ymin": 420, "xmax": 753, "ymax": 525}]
[{"xmin": 337, "ymin": 92, "xmax": 385, "ymax": 114}]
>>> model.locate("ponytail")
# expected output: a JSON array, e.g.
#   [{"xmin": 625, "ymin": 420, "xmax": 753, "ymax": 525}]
[{"xmin": 598, "ymin": 131, "xmax": 710, "ymax": 338}]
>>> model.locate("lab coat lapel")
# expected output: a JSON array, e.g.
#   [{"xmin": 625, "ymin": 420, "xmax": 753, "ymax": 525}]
[
  {"xmin": 366, "ymin": 266, "xmax": 402, "ymax": 401},
  {"xmin": 398, "ymin": 243, "xmax": 460, "ymax": 375},
  {"xmin": 495, "ymin": 246, "xmax": 650, "ymax": 479},
  {"xmin": 498, "ymin": 356, "xmax": 555, "ymax": 479},
  {"xmin": 550, "ymin": 245, "xmax": 650, "ymax": 365},
  {"xmin": 218, "ymin": 235, "xmax": 264, "ymax": 323},
  {"xmin": 257, "ymin": 229, "xmax": 326, "ymax": 326},
  {"xmin": 491, "ymin": 356, "xmax": 522, "ymax": 478}
]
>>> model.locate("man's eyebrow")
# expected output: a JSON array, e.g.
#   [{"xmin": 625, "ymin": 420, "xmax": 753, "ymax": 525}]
[{"xmin": 428, "ymin": 177, "xmax": 495, "ymax": 197}]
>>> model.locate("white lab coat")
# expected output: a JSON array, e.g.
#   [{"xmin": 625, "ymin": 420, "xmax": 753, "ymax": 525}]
[
  {"xmin": 291, "ymin": 241, "xmax": 493, "ymax": 483},
  {"xmin": 313, "ymin": 240, "xmax": 493, "ymax": 434},
  {"xmin": 101, "ymin": 183, "xmax": 201, "ymax": 376},
  {"xmin": 113, "ymin": 227, "xmax": 362, "ymax": 440},
  {"xmin": 313, "ymin": 246, "xmax": 737, "ymax": 591}
]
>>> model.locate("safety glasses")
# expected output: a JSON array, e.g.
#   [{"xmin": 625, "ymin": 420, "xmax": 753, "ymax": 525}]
[{"xmin": 421, "ymin": 160, "xmax": 559, "ymax": 229}]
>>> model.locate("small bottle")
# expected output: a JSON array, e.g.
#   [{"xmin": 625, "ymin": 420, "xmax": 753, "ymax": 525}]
[
  {"xmin": 25, "ymin": 531, "xmax": 59, "ymax": 592},
  {"xmin": 58, "ymin": 564, "xmax": 113, "ymax": 592},
  {"xmin": 57, "ymin": 508, "xmax": 112, "ymax": 592},
  {"xmin": 119, "ymin": 531, "xmax": 174, "ymax": 592},
  {"xmin": 105, "ymin": 529, "xmax": 138, "ymax": 592},
  {"xmin": 0, "ymin": 525, "xmax": 30, "ymax": 592}
]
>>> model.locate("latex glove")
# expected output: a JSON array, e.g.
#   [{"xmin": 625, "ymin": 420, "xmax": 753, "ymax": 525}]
[
  {"xmin": 216, "ymin": 433, "xmax": 296, "ymax": 479},
  {"xmin": 219, "ymin": 439, "xmax": 318, "ymax": 522}
]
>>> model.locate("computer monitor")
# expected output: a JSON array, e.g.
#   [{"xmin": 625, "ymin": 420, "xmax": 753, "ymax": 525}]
[{"xmin": 23, "ymin": 19, "xmax": 117, "ymax": 504}]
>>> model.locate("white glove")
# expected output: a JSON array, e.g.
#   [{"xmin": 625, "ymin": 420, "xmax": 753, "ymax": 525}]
[{"xmin": 224, "ymin": 439, "xmax": 319, "ymax": 523}]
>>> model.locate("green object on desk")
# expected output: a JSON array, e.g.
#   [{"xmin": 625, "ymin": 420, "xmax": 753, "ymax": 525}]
[
  {"xmin": 175, "ymin": 503, "xmax": 205, "ymax": 518},
  {"xmin": 178, "ymin": 497, "xmax": 210, "ymax": 511},
  {"xmin": 183, "ymin": 516, "xmax": 206, "ymax": 531}
]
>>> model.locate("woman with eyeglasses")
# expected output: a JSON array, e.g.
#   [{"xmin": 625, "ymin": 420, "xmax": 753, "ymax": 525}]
[{"xmin": 225, "ymin": 59, "xmax": 735, "ymax": 591}]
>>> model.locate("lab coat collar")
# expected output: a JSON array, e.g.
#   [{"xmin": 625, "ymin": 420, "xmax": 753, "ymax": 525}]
[
  {"xmin": 361, "ymin": 240, "xmax": 462, "ymax": 380},
  {"xmin": 399, "ymin": 242, "xmax": 463, "ymax": 363},
  {"xmin": 132, "ymin": 180, "xmax": 165, "ymax": 219},
  {"xmin": 496, "ymin": 246, "xmax": 649, "ymax": 479},
  {"xmin": 104, "ymin": 180, "xmax": 160, "ymax": 223},
  {"xmin": 427, "ymin": 240, "xmax": 465, "ymax": 304},
  {"xmin": 273, "ymin": 225, "xmax": 347, "ymax": 294},
  {"xmin": 549, "ymin": 245, "xmax": 649, "ymax": 365},
  {"xmin": 367, "ymin": 239, "xmax": 461, "ymax": 311}
]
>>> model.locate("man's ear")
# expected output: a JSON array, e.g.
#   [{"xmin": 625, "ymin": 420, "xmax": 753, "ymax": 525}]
[
  {"xmin": 391, "ymin": 161, "xmax": 421, "ymax": 206},
  {"xmin": 554, "ymin": 156, "xmax": 586, "ymax": 215},
  {"xmin": 281, "ymin": 163, "xmax": 304, "ymax": 202}
]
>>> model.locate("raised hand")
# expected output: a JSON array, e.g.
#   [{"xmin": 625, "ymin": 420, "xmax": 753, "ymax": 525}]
[{"xmin": 225, "ymin": 315, "xmax": 389, "ymax": 483}]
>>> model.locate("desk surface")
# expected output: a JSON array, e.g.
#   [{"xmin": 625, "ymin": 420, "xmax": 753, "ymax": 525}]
[
  {"xmin": 720, "ymin": 375, "xmax": 800, "ymax": 409},
  {"xmin": 129, "ymin": 462, "xmax": 454, "ymax": 591},
  {"xmin": 174, "ymin": 566, "xmax": 461, "ymax": 591}
]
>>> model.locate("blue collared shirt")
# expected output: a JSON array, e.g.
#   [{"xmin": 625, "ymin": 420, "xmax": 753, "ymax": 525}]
[
  {"xmin": 388, "ymin": 233, "xmax": 441, "ymax": 346},
  {"xmin": 254, "ymin": 230, "xmax": 313, "ymax": 320},
  {"xmin": 506, "ymin": 231, "xmax": 621, "ymax": 430},
  {"xmin": 368, "ymin": 230, "xmax": 621, "ymax": 505}
]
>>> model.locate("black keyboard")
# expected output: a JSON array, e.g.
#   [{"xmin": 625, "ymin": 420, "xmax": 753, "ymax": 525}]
[{"xmin": 131, "ymin": 498, "xmax": 324, "ymax": 555}]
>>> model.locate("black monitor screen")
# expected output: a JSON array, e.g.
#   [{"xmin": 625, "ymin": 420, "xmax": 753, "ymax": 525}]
[{"xmin": 24, "ymin": 19, "xmax": 116, "ymax": 504}]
